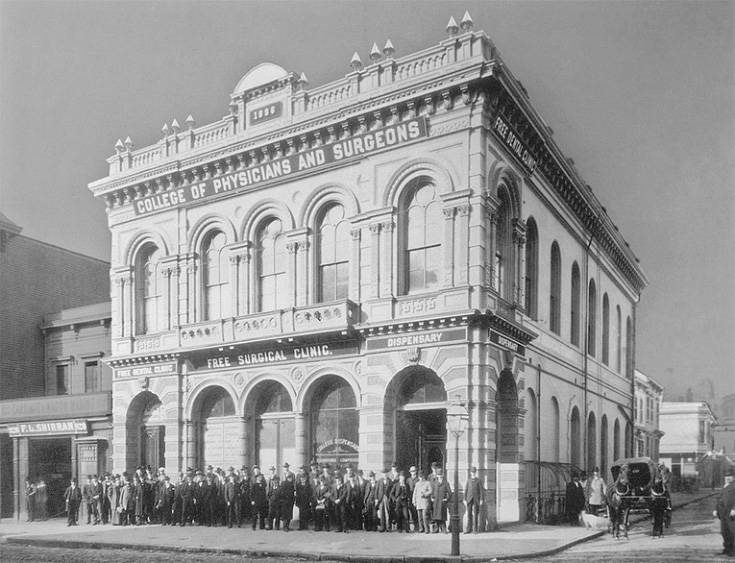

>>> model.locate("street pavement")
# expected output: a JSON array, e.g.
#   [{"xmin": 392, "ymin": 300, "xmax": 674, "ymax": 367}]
[{"xmin": 0, "ymin": 489, "xmax": 718, "ymax": 562}]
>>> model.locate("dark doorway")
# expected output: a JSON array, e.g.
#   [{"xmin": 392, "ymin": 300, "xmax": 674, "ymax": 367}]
[
  {"xmin": 29, "ymin": 437, "xmax": 71, "ymax": 518},
  {"xmin": 396, "ymin": 409, "xmax": 446, "ymax": 475},
  {"xmin": 141, "ymin": 425, "xmax": 165, "ymax": 470}
]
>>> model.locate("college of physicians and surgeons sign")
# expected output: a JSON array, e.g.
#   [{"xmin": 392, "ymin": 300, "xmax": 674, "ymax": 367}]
[
  {"xmin": 134, "ymin": 117, "xmax": 429, "ymax": 217},
  {"xmin": 8, "ymin": 419, "xmax": 88, "ymax": 437}
]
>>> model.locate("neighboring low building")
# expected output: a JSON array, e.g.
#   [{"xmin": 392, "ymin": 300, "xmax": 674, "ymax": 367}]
[
  {"xmin": 633, "ymin": 369, "xmax": 663, "ymax": 460},
  {"xmin": 713, "ymin": 393, "xmax": 735, "ymax": 458},
  {"xmin": 659, "ymin": 401, "xmax": 716, "ymax": 479}
]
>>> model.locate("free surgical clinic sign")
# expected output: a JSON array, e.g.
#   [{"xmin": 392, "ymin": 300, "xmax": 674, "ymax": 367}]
[
  {"xmin": 8, "ymin": 419, "xmax": 88, "ymax": 437},
  {"xmin": 134, "ymin": 117, "xmax": 429, "ymax": 216}
]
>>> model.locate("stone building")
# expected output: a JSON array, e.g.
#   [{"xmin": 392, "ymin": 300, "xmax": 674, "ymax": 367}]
[
  {"xmin": 713, "ymin": 393, "xmax": 735, "ymax": 458},
  {"xmin": 633, "ymin": 369, "xmax": 664, "ymax": 461},
  {"xmin": 88, "ymin": 13, "xmax": 647, "ymax": 523},
  {"xmin": 659, "ymin": 401, "xmax": 716, "ymax": 479}
]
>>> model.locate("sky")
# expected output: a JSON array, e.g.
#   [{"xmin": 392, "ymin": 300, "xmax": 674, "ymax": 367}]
[{"xmin": 1, "ymin": 0, "xmax": 733, "ymax": 404}]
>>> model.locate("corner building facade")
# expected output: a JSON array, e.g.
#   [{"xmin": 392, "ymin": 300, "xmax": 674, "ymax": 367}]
[{"xmin": 89, "ymin": 18, "xmax": 647, "ymax": 523}]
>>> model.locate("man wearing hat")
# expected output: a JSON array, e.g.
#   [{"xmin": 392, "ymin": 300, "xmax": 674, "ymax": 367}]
[
  {"xmin": 406, "ymin": 466, "xmax": 418, "ymax": 532},
  {"xmin": 64, "ymin": 477, "xmax": 82, "ymax": 526},
  {"xmin": 250, "ymin": 470, "xmax": 268, "ymax": 530},
  {"xmin": 713, "ymin": 468, "xmax": 735, "ymax": 556},
  {"xmin": 463, "ymin": 466, "xmax": 485, "ymax": 534}
]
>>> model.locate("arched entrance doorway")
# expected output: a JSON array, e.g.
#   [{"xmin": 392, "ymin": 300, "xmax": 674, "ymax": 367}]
[
  {"xmin": 387, "ymin": 366, "xmax": 447, "ymax": 475},
  {"xmin": 306, "ymin": 376, "xmax": 358, "ymax": 468},
  {"xmin": 125, "ymin": 391, "xmax": 165, "ymax": 471},
  {"xmin": 193, "ymin": 386, "xmax": 239, "ymax": 469},
  {"xmin": 495, "ymin": 370, "xmax": 521, "ymax": 522},
  {"xmin": 247, "ymin": 380, "xmax": 294, "ymax": 470}
]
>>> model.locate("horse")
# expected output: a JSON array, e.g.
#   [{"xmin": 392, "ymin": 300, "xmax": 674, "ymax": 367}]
[
  {"xmin": 649, "ymin": 467, "xmax": 669, "ymax": 538},
  {"xmin": 606, "ymin": 463, "xmax": 630, "ymax": 539}
]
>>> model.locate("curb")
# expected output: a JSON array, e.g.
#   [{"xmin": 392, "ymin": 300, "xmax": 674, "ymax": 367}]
[{"xmin": 3, "ymin": 493, "xmax": 716, "ymax": 563}]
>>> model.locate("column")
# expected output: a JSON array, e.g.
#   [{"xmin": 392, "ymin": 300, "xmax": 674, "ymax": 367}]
[
  {"xmin": 113, "ymin": 276, "xmax": 125, "ymax": 337},
  {"xmin": 443, "ymin": 206, "xmax": 456, "ymax": 286},
  {"xmin": 185, "ymin": 420, "xmax": 196, "ymax": 470},
  {"xmin": 235, "ymin": 417, "xmax": 247, "ymax": 469},
  {"xmin": 485, "ymin": 195, "xmax": 499, "ymax": 290},
  {"xmin": 379, "ymin": 220, "xmax": 394, "ymax": 297},
  {"xmin": 456, "ymin": 205, "xmax": 470, "ymax": 285},
  {"xmin": 285, "ymin": 241, "xmax": 299, "ymax": 308},
  {"xmin": 168, "ymin": 266, "xmax": 180, "ymax": 329},
  {"xmin": 368, "ymin": 223, "xmax": 381, "ymax": 298},
  {"xmin": 229, "ymin": 254, "xmax": 240, "ymax": 317},
  {"xmin": 293, "ymin": 413, "xmax": 306, "ymax": 469},
  {"xmin": 159, "ymin": 266, "xmax": 170, "ymax": 331},
  {"xmin": 124, "ymin": 273, "xmax": 134, "ymax": 337},
  {"xmin": 513, "ymin": 220, "xmax": 526, "ymax": 306},
  {"xmin": 296, "ymin": 241, "xmax": 309, "ymax": 306},
  {"xmin": 349, "ymin": 228, "xmax": 361, "ymax": 301},
  {"xmin": 241, "ymin": 252, "xmax": 251, "ymax": 316}
]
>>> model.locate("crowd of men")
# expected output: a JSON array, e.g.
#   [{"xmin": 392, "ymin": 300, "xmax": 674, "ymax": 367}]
[{"xmin": 58, "ymin": 461, "xmax": 486, "ymax": 533}]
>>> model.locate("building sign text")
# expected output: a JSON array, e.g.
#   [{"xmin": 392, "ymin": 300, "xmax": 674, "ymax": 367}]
[
  {"xmin": 249, "ymin": 101, "xmax": 283, "ymax": 125},
  {"xmin": 493, "ymin": 116, "xmax": 537, "ymax": 173},
  {"xmin": 8, "ymin": 419, "xmax": 88, "ymax": 437},
  {"xmin": 114, "ymin": 361, "xmax": 177, "ymax": 380},
  {"xmin": 489, "ymin": 330, "xmax": 526, "ymax": 356},
  {"xmin": 366, "ymin": 327, "xmax": 467, "ymax": 352}
]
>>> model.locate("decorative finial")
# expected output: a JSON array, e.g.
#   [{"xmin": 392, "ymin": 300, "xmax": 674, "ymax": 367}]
[
  {"xmin": 383, "ymin": 39, "xmax": 395, "ymax": 58},
  {"xmin": 185, "ymin": 114, "xmax": 196, "ymax": 129},
  {"xmin": 350, "ymin": 51, "xmax": 363, "ymax": 71},
  {"xmin": 369, "ymin": 42, "xmax": 381, "ymax": 62},
  {"xmin": 298, "ymin": 72, "xmax": 309, "ymax": 86},
  {"xmin": 460, "ymin": 10, "xmax": 473, "ymax": 31},
  {"xmin": 171, "ymin": 118, "xmax": 180, "ymax": 133},
  {"xmin": 161, "ymin": 122, "xmax": 170, "ymax": 136},
  {"xmin": 446, "ymin": 16, "xmax": 459, "ymax": 36},
  {"xmin": 114, "ymin": 138, "xmax": 124, "ymax": 153},
  {"xmin": 124, "ymin": 136, "xmax": 133, "ymax": 150}
]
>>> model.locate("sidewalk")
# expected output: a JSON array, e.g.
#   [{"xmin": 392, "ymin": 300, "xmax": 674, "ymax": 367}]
[{"xmin": 0, "ymin": 489, "xmax": 717, "ymax": 562}]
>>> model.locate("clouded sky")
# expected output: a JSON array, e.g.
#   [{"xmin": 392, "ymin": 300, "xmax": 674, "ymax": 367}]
[{"xmin": 1, "ymin": 0, "xmax": 733, "ymax": 403}]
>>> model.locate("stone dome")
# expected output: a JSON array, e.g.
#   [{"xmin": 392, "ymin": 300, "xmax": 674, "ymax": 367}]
[{"xmin": 233, "ymin": 62, "xmax": 289, "ymax": 95}]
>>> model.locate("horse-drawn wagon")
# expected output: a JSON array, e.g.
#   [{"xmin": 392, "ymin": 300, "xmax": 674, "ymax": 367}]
[{"xmin": 606, "ymin": 456, "xmax": 670, "ymax": 538}]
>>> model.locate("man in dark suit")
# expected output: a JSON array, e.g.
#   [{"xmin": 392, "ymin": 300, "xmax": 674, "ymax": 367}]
[
  {"xmin": 332, "ymin": 474, "xmax": 350, "ymax": 533},
  {"xmin": 250, "ymin": 471, "xmax": 268, "ymax": 530},
  {"xmin": 177, "ymin": 474, "xmax": 195, "ymax": 526},
  {"xmin": 376, "ymin": 471, "xmax": 393, "ymax": 532},
  {"xmin": 156, "ymin": 475, "xmax": 175, "ymax": 525},
  {"xmin": 224, "ymin": 473, "xmax": 239, "ymax": 528},
  {"xmin": 565, "ymin": 472, "xmax": 585, "ymax": 526},
  {"xmin": 713, "ymin": 469, "xmax": 735, "ymax": 556},
  {"xmin": 463, "ymin": 466, "xmax": 484, "ymax": 533},
  {"xmin": 64, "ymin": 478, "xmax": 82, "ymax": 526}
]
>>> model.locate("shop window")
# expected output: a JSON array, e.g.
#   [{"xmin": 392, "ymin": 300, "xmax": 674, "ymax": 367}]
[
  {"xmin": 316, "ymin": 204, "xmax": 349, "ymax": 302},
  {"xmin": 570, "ymin": 262, "xmax": 581, "ymax": 345},
  {"xmin": 401, "ymin": 181, "xmax": 441, "ymax": 294},
  {"xmin": 256, "ymin": 218, "xmax": 287, "ymax": 312},
  {"xmin": 549, "ymin": 242, "xmax": 561, "ymax": 334},
  {"xmin": 202, "ymin": 231, "xmax": 229, "ymax": 320},
  {"xmin": 56, "ymin": 364, "xmax": 69, "ymax": 395},
  {"xmin": 524, "ymin": 218, "xmax": 538, "ymax": 318},
  {"xmin": 84, "ymin": 361, "xmax": 99, "ymax": 393}
]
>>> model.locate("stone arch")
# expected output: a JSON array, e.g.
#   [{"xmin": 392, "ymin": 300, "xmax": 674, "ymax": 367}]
[
  {"xmin": 124, "ymin": 390, "xmax": 164, "ymax": 472},
  {"xmin": 185, "ymin": 380, "xmax": 239, "ymax": 421},
  {"xmin": 123, "ymin": 229, "xmax": 172, "ymax": 266},
  {"xmin": 298, "ymin": 183, "xmax": 360, "ymax": 227},
  {"xmin": 239, "ymin": 373, "xmax": 297, "ymax": 415},
  {"xmin": 187, "ymin": 213, "xmax": 238, "ymax": 253},
  {"xmin": 240, "ymin": 198, "xmax": 295, "ymax": 241},
  {"xmin": 489, "ymin": 165, "xmax": 522, "ymax": 219},
  {"xmin": 243, "ymin": 378, "xmax": 295, "ymax": 470},
  {"xmin": 295, "ymin": 366, "xmax": 361, "ymax": 413},
  {"xmin": 382, "ymin": 156, "xmax": 456, "ymax": 208},
  {"xmin": 188, "ymin": 384, "xmax": 240, "ymax": 470}
]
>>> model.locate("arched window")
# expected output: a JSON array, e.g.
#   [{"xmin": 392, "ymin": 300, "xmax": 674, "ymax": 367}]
[
  {"xmin": 625, "ymin": 316, "xmax": 633, "ymax": 378},
  {"xmin": 549, "ymin": 242, "xmax": 562, "ymax": 334},
  {"xmin": 524, "ymin": 218, "xmax": 538, "ymax": 318},
  {"xmin": 256, "ymin": 218, "xmax": 287, "ymax": 312},
  {"xmin": 624, "ymin": 421, "xmax": 632, "ymax": 457},
  {"xmin": 587, "ymin": 279, "xmax": 597, "ymax": 357},
  {"xmin": 135, "ymin": 244, "xmax": 161, "ymax": 335},
  {"xmin": 587, "ymin": 412, "xmax": 597, "ymax": 472},
  {"xmin": 570, "ymin": 262, "xmax": 581, "ymax": 346},
  {"xmin": 401, "ymin": 180, "xmax": 442, "ymax": 294},
  {"xmin": 317, "ymin": 204, "xmax": 350, "ymax": 302},
  {"xmin": 551, "ymin": 396, "xmax": 560, "ymax": 462},
  {"xmin": 600, "ymin": 414, "xmax": 609, "ymax": 477},
  {"xmin": 616, "ymin": 306, "xmax": 622, "ymax": 372},
  {"xmin": 202, "ymin": 231, "xmax": 229, "ymax": 320},
  {"xmin": 570, "ymin": 406, "xmax": 581, "ymax": 468},
  {"xmin": 495, "ymin": 186, "xmax": 514, "ymax": 301},
  {"xmin": 602, "ymin": 293, "xmax": 610, "ymax": 365},
  {"xmin": 309, "ymin": 376, "xmax": 359, "ymax": 466},
  {"xmin": 613, "ymin": 418, "xmax": 621, "ymax": 461},
  {"xmin": 524, "ymin": 388, "xmax": 537, "ymax": 461}
]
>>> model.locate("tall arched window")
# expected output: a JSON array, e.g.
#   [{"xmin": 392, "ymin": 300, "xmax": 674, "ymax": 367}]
[
  {"xmin": 551, "ymin": 396, "xmax": 560, "ymax": 462},
  {"xmin": 587, "ymin": 412, "xmax": 597, "ymax": 472},
  {"xmin": 524, "ymin": 388, "xmax": 537, "ymax": 461},
  {"xmin": 256, "ymin": 218, "xmax": 287, "ymax": 312},
  {"xmin": 317, "ymin": 204, "xmax": 350, "ymax": 302},
  {"xmin": 494, "ymin": 186, "xmax": 515, "ymax": 301},
  {"xmin": 570, "ymin": 406, "xmax": 581, "ymax": 468},
  {"xmin": 135, "ymin": 244, "xmax": 161, "ymax": 335},
  {"xmin": 613, "ymin": 418, "xmax": 621, "ymax": 461},
  {"xmin": 570, "ymin": 262, "xmax": 581, "ymax": 346},
  {"xmin": 625, "ymin": 316, "xmax": 633, "ymax": 378},
  {"xmin": 549, "ymin": 242, "xmax": 562, "ymax": 334},
  {"xmin": 587, "ymin": 279, "xmax": 597, "ymax": 357},
  {"xmin": 402, "ymin": 180, "xmax": 442, "ymax": 294},
  {"xmin": 615, "ymin": 306, "xmax": 622, "ymax": 372},
  {"xmin": 524, "ymin": 218, "xmax": 538, "ymax": 318},
  {"xmin": 202, "ymin": 231, "xmax": 229, "ymax": 320},
  {"xmin": 602, "ymin": 293, "xmax": 610, "ymax": 365},
  {"xmin": 600, "ymin": 414, "xmax": 609, "ymax": 476}
]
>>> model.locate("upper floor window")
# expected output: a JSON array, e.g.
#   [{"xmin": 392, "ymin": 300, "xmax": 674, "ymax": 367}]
[
  {"xmin": 135, "ymin": 244, "xmax": 161, "ymax": 334},
  {"xmin": 602, "ymin": 293, "xmax": 610, "ymax": 365},
  {"xmin": 256, "ymin": 218, "xmax": 287, "ymax": 312},
  {"xmin": 317, "ymin": 204, "xmax": 350, "ymax": 302},
  {"xmin": 56, "ymin": 364, "xmax": 69, "ymax": 395},
  {"xmin": 549, "ymin": 242, "xmax": 561, "ymax": 334},
  {"xmin": 588, "ymin": 279, "xmax": 597, "ymax": 357},
  {"xmin": 570, "ymin": 262, "xmax": 581, "ymax": 346},
  {"xmin": 401, "ymin": 181, "xmax": 441, "ymax": 294},
  {"xmin": 494, "ymin": 186, "xmax": 516, "ymax": 301},
  {"xmin": 84, "ymin": 361, "xmax": 99, "ymax": 393},
  {"xmin": 202, "ymin": 231, "xmax": 229, "ymax": 320},
  {"xmin": 616, "ymin": 305, "xmax": 622, "ymax": 372},
  {"xmin": 524, "ymin": 218, "xmax": 538, "ymax": 318},
  {"xmin": 625, "ymin": 315, "xmax": 633, "ymax": 377}
]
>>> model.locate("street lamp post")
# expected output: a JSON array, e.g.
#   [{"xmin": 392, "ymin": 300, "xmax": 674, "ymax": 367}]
[{"xmin": 447, "ymin": 396, "xmax": 469, "ymax": 557}]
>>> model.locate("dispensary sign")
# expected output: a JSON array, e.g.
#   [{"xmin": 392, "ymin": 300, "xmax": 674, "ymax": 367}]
[{"xmin": 134, "ymin": 117, "xmax": 428, "ymax": 216}]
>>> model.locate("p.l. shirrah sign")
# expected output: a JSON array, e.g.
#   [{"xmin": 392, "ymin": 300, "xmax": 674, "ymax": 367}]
[
  {"xmin": 8, "ymin": 419, "xmax": 88, "ymax": 437},
  {"xmin": 492, "ymin": 115, "xmax": 537, "ymax": 174},
  {"xmin": 489, "ymin": 329, "xmax": 526, "ymax": 356},
  {"xmin": 194, "ymin": 340, "xmax": 358, "ymax": 372},
  {"xmin": 134, "ymin": 117, "xmax": 428, "ymax": 216}
]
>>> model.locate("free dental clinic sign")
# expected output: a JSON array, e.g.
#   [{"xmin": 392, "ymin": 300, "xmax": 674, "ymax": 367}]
[{"xmin": 133, "ymin": 117, "xmax": 428, "ymax": 216}]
